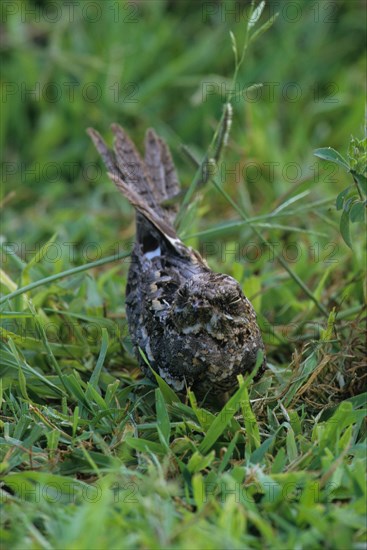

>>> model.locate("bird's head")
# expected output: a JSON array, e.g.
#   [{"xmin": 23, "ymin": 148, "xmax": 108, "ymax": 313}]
[{"xmin": 171, "ymin": 272, "xmax": 257, "ymax": 341}]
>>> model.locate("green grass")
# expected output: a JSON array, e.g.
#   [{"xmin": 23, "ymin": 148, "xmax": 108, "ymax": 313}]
[{"xmin": 1, "ymin": 1, "xmax": 366, "ymax": 549}]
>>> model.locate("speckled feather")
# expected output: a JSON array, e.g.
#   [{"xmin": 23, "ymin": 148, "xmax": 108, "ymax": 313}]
[{"xmin": 88, "ymin": 124, "xmax": 266, "ymax": 399}]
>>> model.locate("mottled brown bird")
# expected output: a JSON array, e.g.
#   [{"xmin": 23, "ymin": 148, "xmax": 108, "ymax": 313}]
[{"xmin": 88, "ymin": 124, "xmax": 266, "ymax": 400}]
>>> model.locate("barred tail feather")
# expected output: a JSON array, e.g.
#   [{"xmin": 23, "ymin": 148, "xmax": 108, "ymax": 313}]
[
  {"xmin": 87, "ymin": 125, "xmax": 184, "ymax": 252},
  {"xmin": 144, "ymin": 129, "xmax": 180, "ymax": 224}
]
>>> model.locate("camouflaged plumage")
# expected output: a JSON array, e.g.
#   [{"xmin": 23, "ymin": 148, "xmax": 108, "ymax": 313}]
[{"xmin": 88, "ymin": 124, "xmax": 266, "ymax": 400}]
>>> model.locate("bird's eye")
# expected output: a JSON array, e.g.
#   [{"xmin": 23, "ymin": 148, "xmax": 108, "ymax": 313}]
[{"xmin": 226, "ymin": 294, "xmax": 244, "ymax": 314}]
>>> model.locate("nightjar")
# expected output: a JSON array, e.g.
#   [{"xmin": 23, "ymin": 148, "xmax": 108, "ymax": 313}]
[{"xmin": 88, "ymin": 124, "xmax": 266, "ymax": 400}]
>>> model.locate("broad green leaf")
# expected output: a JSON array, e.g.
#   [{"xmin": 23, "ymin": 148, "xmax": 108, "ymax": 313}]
[
  {"xmin": 336, "ymin": 186, "xmax": 352, "ymax": 210},
  {"xmin": 349, "ymin": 201, "xmax": 366, "ymax": 222},
  {"xmin": 314, "ymin": 147, "xmax": 349, "ymax": 170},
  {"xmin": 340, "ymin": 208, "xmax": 352, "ymax": 249}
]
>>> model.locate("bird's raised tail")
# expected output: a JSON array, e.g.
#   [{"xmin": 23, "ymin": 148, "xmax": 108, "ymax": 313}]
[{"xmin": 87, "ymin": 125, "xmax": 182, "ymax": 247}]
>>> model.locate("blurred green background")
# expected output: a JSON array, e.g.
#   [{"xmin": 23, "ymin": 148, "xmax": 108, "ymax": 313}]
[
  {"xmin": 1, "ymin": 0, "xmax": 366, "ymax": 344},
  {"xmin": 1, "ymin": 4, "xmax": 366, "ymax": 547}
]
